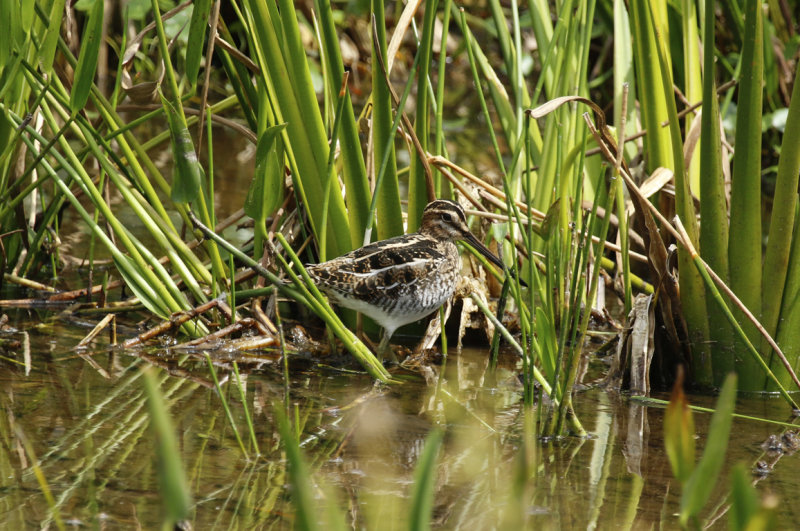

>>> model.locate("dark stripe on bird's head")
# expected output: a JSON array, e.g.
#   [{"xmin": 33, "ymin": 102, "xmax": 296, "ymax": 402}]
[
  {"xmin": 420, "ymin": 199, "xmax": 511, "ymax": 276},
  {"xmin": 423, "ymin": 199, "xmax": 467, "ymax": 224},
  {"xmin": 419, "ymin": 200, "xmax": 471, "ymax": 239}
]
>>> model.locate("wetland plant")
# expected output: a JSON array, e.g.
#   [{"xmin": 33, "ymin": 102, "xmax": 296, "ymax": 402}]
[{"xmin": 2, "ymin": 0, "xmax": 800, "ymax": 526}]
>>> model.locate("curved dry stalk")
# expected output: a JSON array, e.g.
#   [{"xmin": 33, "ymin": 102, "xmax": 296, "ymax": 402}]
[{"xmin": 429, "ymin": 155, "xmax": 546, "ymax": 220}]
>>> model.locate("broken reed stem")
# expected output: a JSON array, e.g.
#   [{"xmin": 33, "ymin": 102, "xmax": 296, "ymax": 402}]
[{"xmin": 122, "ymin": 296, "xmax": 228, "ymax": 348}]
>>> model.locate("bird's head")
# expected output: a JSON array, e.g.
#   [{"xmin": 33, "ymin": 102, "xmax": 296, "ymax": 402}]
[
  {"xmin": 419, "ymin": 199, "xmax": 472, "ymax": 241},
  {"xmin": 419, "ymin": 199, "xmax": 507, "ymax": 272}
]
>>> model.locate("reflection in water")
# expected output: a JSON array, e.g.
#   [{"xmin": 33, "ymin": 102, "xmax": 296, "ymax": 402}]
[{"xmin": 1, "ymin": 309, "xmax": 799, "ymax": 528}]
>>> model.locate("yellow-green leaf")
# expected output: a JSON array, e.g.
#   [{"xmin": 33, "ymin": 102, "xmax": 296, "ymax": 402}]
[
  {"xmin": 244, "ymin": 123, "xmax": 286, "ymax": 221},
  {"xmin": 663, "ymin": 369, "xmax": 695, "ymax": 484},
  {"xmin": 680, "ymin": 373, "xmax": 737, "ymax": 524},
  {"xmin": 162, "ymin": 95, "xmax": 204, "ymax": 203}
]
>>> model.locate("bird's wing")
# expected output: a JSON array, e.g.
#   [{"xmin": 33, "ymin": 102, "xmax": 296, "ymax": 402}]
[{"xmin": 307, "ymin": 235, "xmax": 448, "ymax": 300}]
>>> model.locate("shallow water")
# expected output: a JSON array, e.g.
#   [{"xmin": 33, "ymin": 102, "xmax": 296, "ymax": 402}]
[{"xmin": 1, "ymin": 305, "xmax": 799, "ymax": 529}]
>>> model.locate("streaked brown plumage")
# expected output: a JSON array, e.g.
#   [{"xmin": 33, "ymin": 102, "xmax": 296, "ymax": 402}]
[{"xmin": 306, "ymin": 199, "xmax": 506, "ymax": 360}]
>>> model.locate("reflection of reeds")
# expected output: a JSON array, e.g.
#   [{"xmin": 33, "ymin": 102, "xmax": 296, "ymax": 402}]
[{"xmin": 3, "ymin": 339, "xmax": 792, "ymax": 528}]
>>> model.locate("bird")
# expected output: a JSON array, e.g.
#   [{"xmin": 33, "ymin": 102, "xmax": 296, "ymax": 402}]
[{"xmin": 305, "ymin": 199, "xmax": 508, "ymax": 361}]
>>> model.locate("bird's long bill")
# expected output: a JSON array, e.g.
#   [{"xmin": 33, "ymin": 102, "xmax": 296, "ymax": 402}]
[{"xmin": 462, "ymin": 232, "xmax": 508, "ymax": 272}]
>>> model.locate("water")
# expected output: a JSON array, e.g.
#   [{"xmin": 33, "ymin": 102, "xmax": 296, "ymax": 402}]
[{"xmin": 1, "ymin": 305, "xmax": 799, "ymax": 529}]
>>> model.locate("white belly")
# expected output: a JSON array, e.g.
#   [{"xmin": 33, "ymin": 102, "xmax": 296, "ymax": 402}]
[{"xmin": 332, "ymin": 283, "xmax": 455, "ymax": 338}]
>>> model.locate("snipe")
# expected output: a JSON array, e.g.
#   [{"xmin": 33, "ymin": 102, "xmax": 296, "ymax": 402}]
[{"xmin": 306, "ymin": 199, "xmax": 507, "ymax": 360}]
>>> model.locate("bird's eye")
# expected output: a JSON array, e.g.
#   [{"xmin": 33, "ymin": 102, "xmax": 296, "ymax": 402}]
[{"xmin": 442, "ymin": 213, "xmax": 453, "ymax": 223}]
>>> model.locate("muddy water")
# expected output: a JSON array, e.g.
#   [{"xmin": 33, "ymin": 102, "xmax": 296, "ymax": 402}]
[{"xmin": 1, "ymin": 306, "xmax": 799, "ymax": 529}]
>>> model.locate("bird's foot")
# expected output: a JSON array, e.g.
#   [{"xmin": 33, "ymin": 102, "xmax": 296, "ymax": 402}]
[{"xmin": 376, "ymin": 334, "xmax": 399, "ymax": 365}]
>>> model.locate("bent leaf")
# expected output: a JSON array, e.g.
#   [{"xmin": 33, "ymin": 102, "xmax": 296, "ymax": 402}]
[
  {"xmin": 162, "ymin": 94, "xmax": 204, "ymax": 203},
  {"xmin": 244, "ymin": 123, "xmax": 286, "ymax": 221}
]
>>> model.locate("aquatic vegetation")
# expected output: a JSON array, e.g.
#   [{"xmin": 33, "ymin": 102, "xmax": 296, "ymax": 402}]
[{"xmin": 2, "ymin": 0, "xmax": 800, "ymax": 527}]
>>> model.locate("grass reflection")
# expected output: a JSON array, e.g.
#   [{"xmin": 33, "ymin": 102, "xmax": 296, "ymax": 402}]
[{"xmin": 0, "ymin": 331, "xmax": 796, "ymax": 528}]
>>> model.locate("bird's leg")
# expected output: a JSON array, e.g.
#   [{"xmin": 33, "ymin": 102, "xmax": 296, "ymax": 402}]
[{"xmin": 376, "ymin": 329, "xmax": 398, "ymax": 364}]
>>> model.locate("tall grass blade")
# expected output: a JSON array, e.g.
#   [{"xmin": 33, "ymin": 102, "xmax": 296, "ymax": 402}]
[
  {"xmin": 243, "ymin": 0, "xmax": 351, "ymax": 258},
  {"xmin": 142, "ymin": 367, "xmax": 192, "ymax": 527},
  {"xmin": 407, "ymin": 428, "xmax": 444, "ymax": 531},
  {"xmin": 679, "ymin": 373, "xmax": 737, "ymax": 526},
  {"xmin": 38, "ymin": 0, "xmax": 67, "ymax": 74},
  {"xmin": 312, "ymin": 0, "xmax": 373, "ymax": 244},
  {"xmin": 527, "ymin": 0, "xmax": 554, "ymax": 86},
  {"xmin": 364, "ymin": 50, "xmax": 421, "ymax": 246},
  {"xmin": 69, "ymin": 0, "xmax": 104, "ymax": 113},
  {"xmin": 681, "ymin": 0, "xmax": 703, "ymax": 195},
  {"xmin": 762, "ymin": 66, "xmax": 800, "ymax": 387},
  {"xmin": 0, "ymin": 1, "xmax": 17, "ymax": 70},
  {"xmin": 20, "ymin": 0, "xmax": 34, "ymax": 34},
  {"xmin": 433, "ymin": 0, "xmax": 453, "ymax": 199},
  {"xmin": 408, "ymin": 0, "xmax": 439, "ymax": 231},
  {"xmin": 628, "ymin": 0, "xmax": 673, "ymax": 170},
  {"xmin": 275, "ymin": 406, "xmax": 319, "ymax": 531},
  {"xmin": 649, "ymin": 0, "xmax": 712, "ymax": 385},
  {"xmin": 186, "ymin": 0, "xmax": 212, "ymax": 86},
  {"xmin": 370, "ymin": 0, "xmax": 403, "ymax": 240},
  {"xmin": 613, "ymin": 1, "xmax": 635, "ymax": 313},
  {"xmin": 728, "ymin": 0, "xmax": 764, "ymax": 391},
  {"xmin": 699, "ymin": 0, "xmax": 733, "ymax": 382},
  {"xmin": 776, "ymin": 213, "xmax": 800, "ymax": 386}
]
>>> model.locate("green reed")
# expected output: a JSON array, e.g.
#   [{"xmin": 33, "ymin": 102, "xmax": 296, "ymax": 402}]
[
  {"xmin": 3, "ymin": 0, "xmax": 800, "ymax": 468},
  {"xmin": 623, "ymin": 0, "xmax": 800, "ymax": 392},
  {"xmin": 662, "ymin": 373, "xmax": 776, "ymax": 528},
  {"xmin": 142, "ymin": 366, "xmax": 193, "ymax": 527}
]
